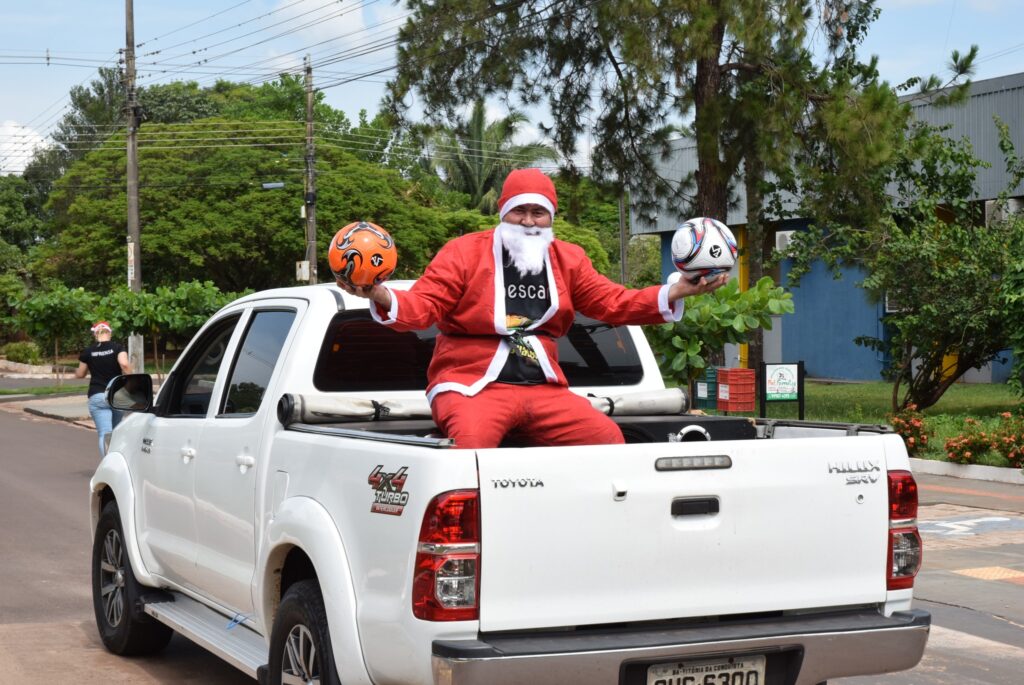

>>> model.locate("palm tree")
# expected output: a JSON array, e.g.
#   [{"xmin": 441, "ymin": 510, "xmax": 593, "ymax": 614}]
[{"xmin": 431, "ymin": 100, "xmax": 559, "ymax": 214}]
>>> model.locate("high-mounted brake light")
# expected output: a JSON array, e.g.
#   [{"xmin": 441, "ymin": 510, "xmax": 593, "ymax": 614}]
[
  {"xmin": 887, "ymin": 471, "xmax": 922, "ymax": 590},
  {"xmin": 412, "ymin": 490, "xmax": 480, "ymax": 621}
]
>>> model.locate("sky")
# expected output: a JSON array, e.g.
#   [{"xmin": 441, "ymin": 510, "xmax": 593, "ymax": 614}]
[{"xmin": 2, "ymin": 0, "xmax": 1023, "ymax": 175}]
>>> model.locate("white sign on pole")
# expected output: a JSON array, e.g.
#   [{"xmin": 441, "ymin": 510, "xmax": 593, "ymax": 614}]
[
  {"xmin": 127, "ymin": 241, "xmax": 135, "ymax": 287},
  {"xmin": 296, "ymin": 260, "xmax": 310, "ymax": 281},
  {"xmin": 766, "ymin": 363, "xmax": 799, "ymax": 400}
]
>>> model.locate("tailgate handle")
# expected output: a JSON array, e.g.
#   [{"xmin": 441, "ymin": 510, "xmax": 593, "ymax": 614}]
[{"xmin": 672, "ymin": 497, "xmax": 719, "ymax": 516}]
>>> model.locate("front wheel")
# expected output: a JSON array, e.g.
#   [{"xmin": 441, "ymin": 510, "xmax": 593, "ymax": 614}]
[
  {"xmin": 268, "ymin": 580, "xmax": 340, "ymax": 685},
  {"xmin": 91, "ymin": 500, "xmax": 173, "ymax": 655}
]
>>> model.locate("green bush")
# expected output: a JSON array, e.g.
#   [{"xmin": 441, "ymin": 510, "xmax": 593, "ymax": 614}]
[{"xmin": 2, "ymin": 341, "xmax": 43, "ymax": 365}]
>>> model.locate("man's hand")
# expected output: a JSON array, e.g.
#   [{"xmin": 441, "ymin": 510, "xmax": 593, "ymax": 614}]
[
  {"xmin": 668, "ymin": 272, "xmax": 730, "ymax": 302},
  {"xmin": 335, "ymin": 279, "xmax": 393, "ymax": 309}
]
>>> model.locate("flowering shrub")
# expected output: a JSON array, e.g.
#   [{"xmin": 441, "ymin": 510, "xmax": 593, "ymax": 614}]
[
  {"xmin": 889, "ymin": 404, "xmax": 930, "ymax": 455},
  {"xmin": 991, "ymin": 410, "xmax": 1024, "ymax": 469},
  {"xmin": 944, "ymin": 417, "xmax": 995, "ymax": 465}
]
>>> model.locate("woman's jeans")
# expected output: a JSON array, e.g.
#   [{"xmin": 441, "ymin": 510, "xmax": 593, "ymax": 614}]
[{"xmin": 88, "ymin": 393, "xmax": 123, "ymax": 458}]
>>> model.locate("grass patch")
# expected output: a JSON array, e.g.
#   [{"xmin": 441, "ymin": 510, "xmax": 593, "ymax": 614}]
[
  {"xmin": 703, "ymin": 380, "xmax": 1022, "ymax": 467},
  {"xmin": 0, "ymin": 385, "xmax": 85, "ymax": 396}
]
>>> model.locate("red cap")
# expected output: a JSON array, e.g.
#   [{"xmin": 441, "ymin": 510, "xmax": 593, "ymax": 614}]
[
  {"xmin": 497, "ymin": 168, "xmax": 557, "ymax": 219},
  {"xmin": 90, "ymin": 321, "xmax": 111, "ymax": 333}
]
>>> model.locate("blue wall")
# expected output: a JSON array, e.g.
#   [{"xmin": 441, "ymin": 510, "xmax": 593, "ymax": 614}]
[{"xmin": 780, "ymin": 260, "xmax": 886, "ymax": 380}]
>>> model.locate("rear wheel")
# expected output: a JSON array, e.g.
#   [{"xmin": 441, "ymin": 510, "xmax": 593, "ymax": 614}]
[
  {"xmin": 91, "ymin": 500, "xmax": 173, "ymax": 655},
  {"xmin": 268, "ymin": 580, "xmax": 340, "ymax": 685}
]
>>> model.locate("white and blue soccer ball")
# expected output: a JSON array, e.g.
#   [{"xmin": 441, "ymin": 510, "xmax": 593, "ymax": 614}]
[{"xmin": 670, "ymin": 217, "xmax": 738, "ymax": 284}]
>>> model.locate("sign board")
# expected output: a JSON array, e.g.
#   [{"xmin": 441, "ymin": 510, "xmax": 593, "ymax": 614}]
[
  {"xmin": 759, "ymin": 361, "xmax": 805, "ymax": 420},
  {"xmin": 765, "ymin": 363, "xmax": 799, "ymax": 400},
  {"xmin": 696, "ymin": 382, "xmax": 708, "ymax": 399},
  {"xmin": 296, "ymin": 260, "xmax": 310, "ymax": 281},
  {"xmin": 127, "ymin": 241, "xmax": 135, "ymax": 287}
]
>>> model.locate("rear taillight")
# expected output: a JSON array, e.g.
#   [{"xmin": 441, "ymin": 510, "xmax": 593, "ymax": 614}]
[
  {"xmin": 412, "ymin": 490, "xmax": 480, "ymax": 621},
  {"xmin": 887, "ymin": 471, "xmax": 922, "ymax": 590}
]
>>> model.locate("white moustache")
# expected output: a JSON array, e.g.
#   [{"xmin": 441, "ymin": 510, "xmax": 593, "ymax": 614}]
[{"xmin": 498, "ymin": 222, "xmax": 554, "ymax": 277}]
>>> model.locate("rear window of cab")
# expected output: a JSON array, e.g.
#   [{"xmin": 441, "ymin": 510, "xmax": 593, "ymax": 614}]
[{"xmin": 312, "ymin": 311, "xmax": 644, "ymax": 392}]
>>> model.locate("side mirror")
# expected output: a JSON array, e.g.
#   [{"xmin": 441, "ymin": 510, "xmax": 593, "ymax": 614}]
[{"xmin": 106, "ymin": 374, "xmax": 154, "ymax": 412}]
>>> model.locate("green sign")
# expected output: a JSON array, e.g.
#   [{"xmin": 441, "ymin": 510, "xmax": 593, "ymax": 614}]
[{"xmin": 766, "ymin": 363, "xmax": 799, "ymax": 401}]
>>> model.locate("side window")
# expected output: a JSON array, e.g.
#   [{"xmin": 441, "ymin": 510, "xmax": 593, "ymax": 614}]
[
  {"xmin": 220, "ymin": 310, "xmax": 297, "ymax": 416},
  {"xmin": 313, "ymin": 311, "xmax": 437, "ymax": 391},
  {"xmin": 163, "ymin": 315, "xmax": 241, "ymax": 417}
]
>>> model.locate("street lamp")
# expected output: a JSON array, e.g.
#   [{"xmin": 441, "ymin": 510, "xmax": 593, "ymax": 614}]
[{"xmin": 261, "ymin": 181, "xmax": 313, "ymax": 283}]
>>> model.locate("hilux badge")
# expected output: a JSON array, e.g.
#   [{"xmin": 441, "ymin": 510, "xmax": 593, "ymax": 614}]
[{"xmin": 828, "ymin": 460, "xmax": 881, "ymax": 485}]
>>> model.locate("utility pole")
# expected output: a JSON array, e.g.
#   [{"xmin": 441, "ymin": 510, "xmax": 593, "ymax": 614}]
[
  {"xmin": 303, "ymin": 55, "xmax": 318, "ymax": 284},
  {"xmin": 125, "ymin": 0, "xmax": 144, "ymax": 373}
]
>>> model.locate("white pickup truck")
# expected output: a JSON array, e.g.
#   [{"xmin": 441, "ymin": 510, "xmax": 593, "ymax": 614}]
[{"xmin": 90, "ymin": 282, "xmax": 928, "ymax": 685}]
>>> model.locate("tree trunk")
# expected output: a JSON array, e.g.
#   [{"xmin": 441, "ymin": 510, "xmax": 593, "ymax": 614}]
[
  {"xmin": 744, "ymin": 153, "xmax": 766, "ymax": 372},
  {"xmin": 693, "ymin": 13, "xmax": 728, "ymax": 221},
  {"xmin": 55, "ymin": 337, "xmax": 62, "ymax": 387}
]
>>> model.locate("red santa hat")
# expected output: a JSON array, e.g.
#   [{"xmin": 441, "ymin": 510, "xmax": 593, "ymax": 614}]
[
  {"xmin": 498, "ymin": 168, "xmax": 558, "ymax": 219},
  {"xmin": 91, "ymin": 321, "xmax": 112, "ymax": 333}
]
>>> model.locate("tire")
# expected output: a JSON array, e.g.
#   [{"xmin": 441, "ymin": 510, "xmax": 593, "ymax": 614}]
[
  {"xmin": 268, "ymin": 580, "xmax": 341, "ymax": 685},
  {"xmin": 91, "ymin": 500, "xmax": 173, "ymax": 655}
]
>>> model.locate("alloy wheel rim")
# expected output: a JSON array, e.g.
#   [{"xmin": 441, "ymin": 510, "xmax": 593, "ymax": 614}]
[
  {"xmin": 99, "ymin": 529, "xmax": 126, "ymax": 628},
  {"xmin": 281, "ymin": 623, "xmax": 320, "ymax": 685}
]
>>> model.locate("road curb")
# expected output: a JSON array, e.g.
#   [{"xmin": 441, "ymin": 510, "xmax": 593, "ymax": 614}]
[
  {"xmin": 910, "ymin": 457, "xmax": 1024, "ymax": 485},
  {"xmin": 22, "ymin": 407, "xmax": 92, "ymax": 427}
]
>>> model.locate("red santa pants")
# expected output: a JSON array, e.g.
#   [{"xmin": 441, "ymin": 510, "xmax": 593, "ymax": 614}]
[{"xmin": 431, "ymin": 382, "xmax": 625, "ymax": 449}]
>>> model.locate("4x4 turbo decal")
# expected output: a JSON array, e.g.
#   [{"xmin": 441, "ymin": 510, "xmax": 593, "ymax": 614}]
[{"xmin": 368, "ymin": 465, "xmax": 410, "ymax": 515}]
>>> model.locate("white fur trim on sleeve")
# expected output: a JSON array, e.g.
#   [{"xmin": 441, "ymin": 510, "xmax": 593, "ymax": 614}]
[
  {"xmin": 658, "ymin": 283, "xmax": 684, "ymax": 322},
  {"xmin": 499, "ymin": 193, "xmax": 555, "ymax": 219},
  {"xmin": 368, "ymin": 285, "xmax": 399, "ymax": 325}
]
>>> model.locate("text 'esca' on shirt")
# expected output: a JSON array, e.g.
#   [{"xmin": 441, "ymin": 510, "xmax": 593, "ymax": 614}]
[{"xmin": 496, "ymin": 251, "xmax": 550, "ymax": 385}]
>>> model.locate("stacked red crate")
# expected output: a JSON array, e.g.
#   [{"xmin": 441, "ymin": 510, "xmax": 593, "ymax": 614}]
[{"xmin": 717, "ymin": 367, "xmax": 756, "ymax": 412}]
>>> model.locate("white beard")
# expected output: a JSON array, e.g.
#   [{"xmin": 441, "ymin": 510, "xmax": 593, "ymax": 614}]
[{"xmin": 498, "ymin": 222, "xmax": 554, "ymax": 277}]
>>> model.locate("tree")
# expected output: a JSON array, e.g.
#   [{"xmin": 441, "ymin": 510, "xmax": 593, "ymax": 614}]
[
  {"xmin": 853, "ymin": 123, "xmax": 1018, "ymax": 412},
  {"xmin": 645, "ymin": 277, "xmax": 794, "ymax": 391},
  {"xmin": 97, "ymin": 281, "xmax": 241, "ymax": 374},
  {"xmin": 34, "ymin": 120, "xmax": 474, "ymax": 292},
  {"xmin": 429, "ymin": 100, "xmax": 558, "ymax": 214},
  {"xmin": 994, "ymin": 118, "xmax": 1024, "ymax": 397},
  {"xmin": 16, "ymin": 283, "xmax": 96, "ymax": 379},
  {"xmin": 389, "ymin": 1, "xmax": 892, "ymax": 219},
  {"xmin": 0, "ymin": 174, "xmax": 45, "ymax": 250},
  {"xmin": 139, "ymin": 81, "xmax": 220, "ymax": 124}
]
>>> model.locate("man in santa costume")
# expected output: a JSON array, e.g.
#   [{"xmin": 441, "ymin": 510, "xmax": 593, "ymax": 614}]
[{"xmin": 338, "ymin": 168, "xmax": 727, "ymax": 448}]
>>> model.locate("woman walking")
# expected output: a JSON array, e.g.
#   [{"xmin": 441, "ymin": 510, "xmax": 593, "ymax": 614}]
[{"xmin": 75, "ymin": 321, "xmax": 132, "ymax": 457}]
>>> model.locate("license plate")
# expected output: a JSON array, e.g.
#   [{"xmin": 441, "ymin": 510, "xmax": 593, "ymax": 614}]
[{"xmin": 647, "ymin": 654, "xmax": 766, "ymax": 685}]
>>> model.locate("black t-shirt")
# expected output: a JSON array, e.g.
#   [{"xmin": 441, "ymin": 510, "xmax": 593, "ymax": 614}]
[
  {"xmin": 496, "ymin": 251, "xmax": 551, "ymax": 385},
  {"xmin": 79, "ymin": 341, "xmax": 126, "ymax": 396}
]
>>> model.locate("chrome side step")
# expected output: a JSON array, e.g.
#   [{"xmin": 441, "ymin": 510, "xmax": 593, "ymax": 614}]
[{"xmin": 144, "ymin": 593, "xmax": 267, "ymax": 678}]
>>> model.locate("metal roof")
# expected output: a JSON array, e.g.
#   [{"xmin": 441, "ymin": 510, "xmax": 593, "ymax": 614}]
[
  {"xmin": 632, "ymin": 71, "xmax": 1024, "ymax": 235},
  {"xmin": 902, "ymin": 71, "xmax": 1024, "ymax": 201}
]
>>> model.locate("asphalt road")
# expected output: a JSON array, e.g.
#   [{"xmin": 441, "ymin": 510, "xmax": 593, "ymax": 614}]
[
  {"xmin": 1, "ymin": 405, "xmax": 1022, "ymax": 684},
  {"xmin": 0, "ymin": 406, "xmax": 249, "ymax": 684}
]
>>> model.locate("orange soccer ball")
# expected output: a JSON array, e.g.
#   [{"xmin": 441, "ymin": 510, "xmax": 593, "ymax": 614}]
[{"xmin": 327, "ymin": 221, "xmax": 398, "ymax": 287}]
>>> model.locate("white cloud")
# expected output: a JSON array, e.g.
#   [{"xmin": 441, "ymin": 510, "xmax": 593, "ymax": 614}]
[{"xmin": 0, "ymin": 120, "xmax": 45, "ymax": 175}]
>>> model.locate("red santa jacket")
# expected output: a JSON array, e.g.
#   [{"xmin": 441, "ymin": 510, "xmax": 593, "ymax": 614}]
[{"xmin": 371, "ymin": 226, "xmax": 683, "ymax": 401}]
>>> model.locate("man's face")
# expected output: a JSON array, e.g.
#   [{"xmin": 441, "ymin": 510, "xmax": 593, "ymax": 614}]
[{"xmin": 503, "ymin": 204, "xmax": 553, "ymax": 231}]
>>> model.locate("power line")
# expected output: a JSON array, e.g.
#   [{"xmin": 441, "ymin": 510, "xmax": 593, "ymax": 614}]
[
  {"xmin": 137, "ymin": 0, "xmax": 255, "ymax": 49},
  {"xmin": 140, "ymin": 0, "xmax": 316, "ymax": 57}
]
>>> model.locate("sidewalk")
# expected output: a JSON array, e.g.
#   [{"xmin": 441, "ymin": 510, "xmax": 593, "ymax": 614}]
[{"xmin": 0, "ymin": 393, "xmax": 93, "ymax": 428}]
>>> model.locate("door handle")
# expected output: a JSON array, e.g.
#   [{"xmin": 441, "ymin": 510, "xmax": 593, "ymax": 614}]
[
  {"xmin": 671, "ymin": 497, "xmax": 720, "ymax": 516},
  {"xmin": 236, "ymin": 454, "xmax": 256, "ymax": 474},
  {"xmin": 181, "ymin": 447, "xmax": 196, "ymax": 464}
]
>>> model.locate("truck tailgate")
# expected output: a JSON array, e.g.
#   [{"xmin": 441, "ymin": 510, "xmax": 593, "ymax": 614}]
[{"xmin": 475, "ymin": 436, "xmax": 891, "ymax": 632}]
